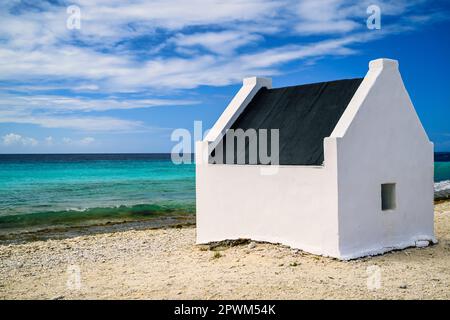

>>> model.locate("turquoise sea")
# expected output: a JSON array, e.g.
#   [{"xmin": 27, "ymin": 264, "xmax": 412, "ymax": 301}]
[
  {"xmin": 434, "ymin": 152, "xmax": 450, "ymax": 199},
  {"xmin": 0, "ymin": 153, "xmax": 449, "ymax": 234},
  {"xmin": 0, "ymin": 154, "xmax": 195, "ymax": 234}
]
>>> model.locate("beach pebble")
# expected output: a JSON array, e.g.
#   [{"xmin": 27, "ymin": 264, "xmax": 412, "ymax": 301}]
[
  {"xmin": 415, "ymin": 240, "xmax": 430, "ymax": 248},
  {"xmin": 247, "ymin": 242, "xmax": 256, "ymax": 249},
  {"xmin": 399, "ymin": 284, "xmax": 408, "ymax": 289}
]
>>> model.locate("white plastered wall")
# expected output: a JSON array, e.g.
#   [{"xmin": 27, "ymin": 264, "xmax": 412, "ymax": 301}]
[
  {"xmin": 331, "ymin": 59, "xmax": 435, "ymax": 259},
  {"xmin": 196, "ymin": 139, "xmax": 341, "ymax": 257}
]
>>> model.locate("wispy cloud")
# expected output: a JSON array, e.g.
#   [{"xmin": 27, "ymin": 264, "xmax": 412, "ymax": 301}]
[
  {"xmin": 0, "ymin": 92, "xmax": 198, "ymax": 131},
  {"xmin": 170, "ymin": 31, "xmax": 263, "ymax": 55},
  {"xmin": 0, "ymin": 93, "xmax": 199, "ymax": 112},
  {"xmin": 0, "ymin": 113, "xmax": 144, "ymax": 132},
  {"xmin": 0, "ymin": 0, "xmax": 447, "ymax": 138},
  {"xmin": 62, "ymin": 136, "xmax": 95, "ymax": 146},
  {"xmin": 1, "ymin": 132, "xmax": 96, "ymax": 149},
  {"xmin": 0, "ymin": 0, "xmax": 444, "ymax": 91},
  {"xmin": 44, "ymin": 136, "xmax": 53, "ymax": 145}
]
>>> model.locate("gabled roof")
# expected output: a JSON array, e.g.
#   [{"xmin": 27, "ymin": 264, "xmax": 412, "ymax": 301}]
[{"xmin": 210, "ymin": 78, "xmax": 363, "ymax": 165}]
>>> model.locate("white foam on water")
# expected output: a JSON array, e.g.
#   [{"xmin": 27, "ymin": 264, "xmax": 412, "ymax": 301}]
[
  {"xmin": 435, "ymin": 180, "xmax": 450, "ymax": 192},
  {"xmin": 67, "ymin": 207, "xmax": 88, "ymax": 212},
  {"xmin": 434, "ymin": 180, "xmax": 450, "ymax": 199}
]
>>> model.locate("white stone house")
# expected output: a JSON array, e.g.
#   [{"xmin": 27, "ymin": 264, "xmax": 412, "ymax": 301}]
[{"xmin": 195, "ymin": 58, "xmax": 435, "ymax": 260}]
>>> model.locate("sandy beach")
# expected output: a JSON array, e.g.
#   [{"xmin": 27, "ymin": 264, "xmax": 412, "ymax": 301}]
[{"xmin": 0, "ymin": 201, "xmax": 449, "ymax": 300}]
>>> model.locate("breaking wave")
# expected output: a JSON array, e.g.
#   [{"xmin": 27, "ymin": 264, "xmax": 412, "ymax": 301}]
[
  {"xmin": 0, "ymin": 202, "xmax": 195, "ymax": 234},
  {"xmin": 435, "ymin": 180, "xmax": 450, "ymax": 200}
]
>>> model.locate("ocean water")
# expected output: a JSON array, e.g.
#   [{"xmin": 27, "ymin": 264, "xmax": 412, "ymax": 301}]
[
  {"xmin": 435, "ymin": 152, "xmax": 450, "ymax": 200},
  {"xmin": 0, "ymin": 153, "xmax": 449, "ymax": 234},
  {"xmin": 0, "ymin": 154, "xmax": 195, "ymax": 233}
]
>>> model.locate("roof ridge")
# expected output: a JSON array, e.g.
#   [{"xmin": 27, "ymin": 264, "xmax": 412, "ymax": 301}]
[{"xmin": 268, "ymin": 77, "xmax": 364, "ymax": 91}]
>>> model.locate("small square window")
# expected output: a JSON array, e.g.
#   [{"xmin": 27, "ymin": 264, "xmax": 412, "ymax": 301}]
[{"xmin": 381, "ymin": 183, "xmax": 396, "ymax": 211}]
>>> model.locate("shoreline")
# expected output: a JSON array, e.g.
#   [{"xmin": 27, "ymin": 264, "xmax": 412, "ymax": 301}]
[
  {"xmin": 0, "ymin": 200, "xmax": 449, "ymax": 299},
  {"xmin": 0, "ymin": 215, "xmax": 195, "ymax": 245},
  {"xmin": 0, "ymin": 202, "xmax": 195, "ymax": 237},
  {"xmin": 1, "ymin": 199, "xmax": 449, "ymax": 244}
]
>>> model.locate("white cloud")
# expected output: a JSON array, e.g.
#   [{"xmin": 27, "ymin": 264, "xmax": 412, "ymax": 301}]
[
  {"xmin": 171, "ymin": 31, "xmax": 262, "ymax": 55},
  {"xmin": 45, "ymin": 136, "xmax": 54, "ymax": 145},
  {"xmin": 1, "ymin": 133, "xmax": 94, "ymax": 149},
  {"xmin": 2, "ymin": 133, "xmax": 22, "ymax": 146},
  {"xmin": 2, "ymin": 133, "xmax": 38, "ymax": 146},
  {"xmin": 73, "ymin": 0, "xmax": 283, "ymax": 33},
  {"xmin": 0, "ymin": 93, "xmax": 198, "ymax": 131},
  {"xmin": 0, "ymin": 0, "xmax": 445, "ymax": 136},
  {"xmin": 80, "ymin": 137, "xmax": 95, "ymax": 145},
  {"xmin": 0, "ymin": 0, "xmax": 443, "ymax": 92},
  {"xmin": 62, "ymin": 137, "xmax": 72, "ymax": 145},
  {"xmin": 0, "ymin": 113, "xmax": 144, "ymax": 132},
  {"xmin": 0, "ymin": 93, "xmax": 199, "ymax": 113},
  {"xmin": 294, "ymin": 0, "xmax": 361, "ymax": 34},
  {"xmin": 62, "ymin": 136, "xmax": 95, "ymax": 145}
]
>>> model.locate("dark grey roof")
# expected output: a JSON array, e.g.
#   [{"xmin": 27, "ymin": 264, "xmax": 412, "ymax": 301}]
[{"xmin": 209, "ymin": 78, "xmax": 363, "ymax": 165}]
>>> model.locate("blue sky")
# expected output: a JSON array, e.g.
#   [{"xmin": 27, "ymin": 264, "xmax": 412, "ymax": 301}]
[{"xmin": 0, "ymin": 0, "xmax": 449, "ymax": 153}]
